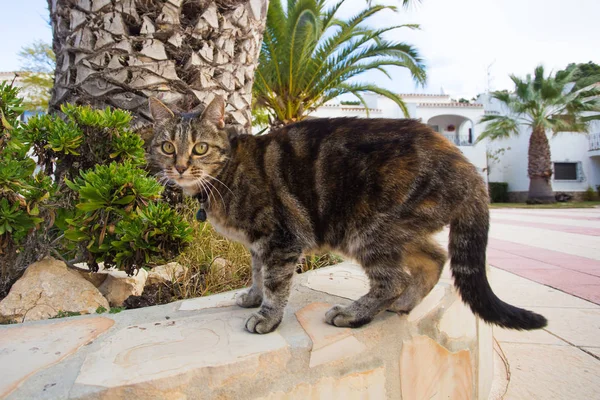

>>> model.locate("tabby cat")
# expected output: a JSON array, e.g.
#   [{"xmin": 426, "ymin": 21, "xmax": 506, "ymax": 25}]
[{"xmin": 148, "ymin": 96, "xmax": 547, "ymax": 334}]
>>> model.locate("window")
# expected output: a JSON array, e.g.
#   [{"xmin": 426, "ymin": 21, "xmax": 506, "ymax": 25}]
[
  {"xmin": 554, "ymin": 162, "xmax": 578, "ymax": 180},
  {"xmin": 429, "ymin": 125, "xmax": 440, "ymax": 132}
]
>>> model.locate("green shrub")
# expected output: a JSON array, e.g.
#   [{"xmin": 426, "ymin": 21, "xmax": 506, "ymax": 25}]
[
  {"xmin": 583, "ymin": 187, "xmax": 596, "ymax": 201},
  {"xmin": 1, "ymin": 83, "xmax": 192, "ymax": 286},
  {"xmin": 488, "ymin": 182, "xmax": 509, "ymax": 203},
  {"xmin": 64, "ymin": 161, "xmax": 191, "ymax": 274},
  {"xmin": 0, "ymin": 82, "xmax": 55, "ymax": 297}
]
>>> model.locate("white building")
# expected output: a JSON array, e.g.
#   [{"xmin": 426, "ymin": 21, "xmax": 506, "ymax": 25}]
[
  {"xmin": 311, "ymin": 92, "xmax": 600, "ymax": 201},
  {"xmin": 477, "ymin": 93, "xmax": 600, "ymax": 201}
]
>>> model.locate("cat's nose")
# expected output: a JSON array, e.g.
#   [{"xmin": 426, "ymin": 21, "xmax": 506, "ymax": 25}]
[{"xmin": 175, "ymin": 165, "xmax": 187, "ymax": 175}]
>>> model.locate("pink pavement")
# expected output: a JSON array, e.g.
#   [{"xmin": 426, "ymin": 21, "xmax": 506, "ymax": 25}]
[{"xmin": 487, "ymin": 209, "xmax": 600, "ymax": 305}]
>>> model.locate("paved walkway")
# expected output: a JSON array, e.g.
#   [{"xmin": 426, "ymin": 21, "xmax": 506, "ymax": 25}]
[
  {"xmin": 487, "ymin": 208, "xmax": 600, "ymax": 399},
  {"xmin": 489, "ymin": 208, "xmax": 600, "ymax": 304},
  {"xmin": 435, "ymin": 207, "xmax": 600, "ymax": 398}
]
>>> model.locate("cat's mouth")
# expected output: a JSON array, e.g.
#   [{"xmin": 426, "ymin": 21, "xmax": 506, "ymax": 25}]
[{"xmin": 173, "ymin": 177, "xmax": 202, "ymax": 196}]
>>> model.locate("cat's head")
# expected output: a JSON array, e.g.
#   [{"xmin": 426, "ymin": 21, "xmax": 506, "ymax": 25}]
[{"xmin": 148, "ymin": 96, "xmax": 235, "ymax": 196}]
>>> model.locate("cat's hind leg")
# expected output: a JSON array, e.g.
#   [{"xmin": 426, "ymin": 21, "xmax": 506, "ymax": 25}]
[
  {"xmin": 325, "ymin": 237, "xmax": 446, "ymax": 328},
  {"xmin": 387, "ymin": 238, "xmax": 446, "ymax": 314},
  {"xmin": 325, "ymin": 247, "xmax": 409, "ymax": 328}
]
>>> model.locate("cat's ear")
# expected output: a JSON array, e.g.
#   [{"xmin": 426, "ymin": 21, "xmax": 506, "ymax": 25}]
[
  {"xmin": 149, "ymin": 97, "xmax": 174, "ymax": 125},
  {"xmin": 202, "ymin": 96, "xmax": 225, "ymax": 129}
]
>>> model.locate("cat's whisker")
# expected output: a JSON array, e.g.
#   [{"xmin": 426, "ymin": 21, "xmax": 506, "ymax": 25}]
[
  {"xmin": 203, "ymin": 178, "xmax": 227, "ymax": 210},
  {"xmin": 205, "ymin": 174, "xmax": 234, "ymax": 197}
]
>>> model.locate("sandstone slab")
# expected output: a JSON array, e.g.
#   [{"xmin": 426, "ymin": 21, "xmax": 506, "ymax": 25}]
[
  {"xmin": 302, "ymin": 262, "xmax": 369, "ymax": 300},
  {"xmin": 75, "ymin": 310, "xmax": 288, "ymax": 388},
  {"xmin": 295, "ymin": 302, "xmax": 366, "ymax": 368},
  {"xmin": 0, "ymin": 257, "xmax": 109, "ymax": 323},
  {"xmin": 439, "ymin": 291, "xmax": 477, "ymax": 339},
  {"xmin": 178, "ymin": 289, "xmax": 241, "ymax": 311},
  {"xmin": 0, "ymin": 317, "xmax": 114, "ymax": 398},
  {"xmin": 98, "ymin": 268, "xmax": 148, "ymax": 307},
  {"xmin": 400, "ymin": 335, "xmax": 473, "ymax": 400},
  {"xmin": 256, "ymin": 367, "xmax": 387, "ymax": 399}
]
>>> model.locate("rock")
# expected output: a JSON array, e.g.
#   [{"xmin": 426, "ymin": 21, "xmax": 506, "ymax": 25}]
[
  {"xmin": 76, "ymin": 270, "xmax": 109, "ymax": 288},
  {"xmin": 98, "ymin": 269, "xmax": 148, "ymax": 307},
  {"xmin": 146, "ymin": 262, "xmax": 186, "ymax": 286},
  {"xmin": 400, "ymin": 335, "xmax": 473, "ymax": 399},
  {"xmin": 0, "ymin": 257, "xmax": 109, "ymax": 323}
]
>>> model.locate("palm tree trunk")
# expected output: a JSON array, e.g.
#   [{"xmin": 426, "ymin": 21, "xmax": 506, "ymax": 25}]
[
  {"xmin": 47, "ymin": 0, "xmax": 268, "ymax": 130},
  {"xmin": 527, "ymin": 125, "xmax": 555, "ymax": 203}
]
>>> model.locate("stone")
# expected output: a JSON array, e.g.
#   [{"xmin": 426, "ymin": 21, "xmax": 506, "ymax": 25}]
[
  {"xmin": 256, "ymin": 368, "xmax": 387, "ymax": 399},
  {"xmin": 400, "ymin": 335, "xmax": 473, "ymax": 400},
  {"xmin": 302, "ymin": 262, "xmax": 369, "ymax": 301},
  {"xmin": 0, "ymin": 257, "xmax": 109, "ymax": 323},
  {"xmin": 179, "ymin": 289, "xmax": 241, "ymax": 311},
  {"xmin": 0, "ymin": 317, "xmax": 114, "ymax": 398},
  {"xmin": 405, "ymin": 284, "xmax": 448, "ymax": 322},
  {"xmin": 76, "ymin": 269, "xmax": 109, "ymax": 288},
  {"xmin": 438, "ymin": 294, "xmax": 477, "ymax": 339},
  {"xmin": 295, "ymin": 303, "xmax": 366, "ymax": 368},
  {"xmin": 75, "ymin": 310, "xmax": 289, "ymax": 388},
  {"xmin": 146, "ymin": 262, "xmax": 186, "ymax": 286},
  {"xmin": 502, "ymin": 343, "xmax": 600, "ymax": 399},
  {"xmin": 477, "ymin": 318, "xmax": 494, "ymax": 400},
  {"xmin": 98, "ymin": 268, "xmax": 148, "ymax": 307}
]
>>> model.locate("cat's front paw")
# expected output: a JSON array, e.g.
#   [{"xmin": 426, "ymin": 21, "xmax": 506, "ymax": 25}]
[
  {"xmin": 325, "ymin": 305, "xmax": 372, "ymax": 328},
  {"xmin": 245, "ymin": 311, "xmax": 281, "ymax": 334},
  {"xmin": 235, "ymin": 288, "xmax": 263, "ymax": 308}
]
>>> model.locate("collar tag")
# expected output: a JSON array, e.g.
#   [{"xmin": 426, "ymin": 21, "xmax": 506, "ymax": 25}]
[{"xmin": 195, "ymin": 192, "xmax": 208, "ymax": 222}]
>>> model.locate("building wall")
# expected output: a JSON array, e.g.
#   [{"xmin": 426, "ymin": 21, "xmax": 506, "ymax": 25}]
[{"xmin": 481, "ymin": 93, "xmax": 600, "ymax": 194}]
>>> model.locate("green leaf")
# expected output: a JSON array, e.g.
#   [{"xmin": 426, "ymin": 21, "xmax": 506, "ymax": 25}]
[
  {"xmin": 113, "ymin": 195, "xmax": 135, "ymax": 205},
  {"xmin": 76, "ymin": 202, "xmax": 105, "ymax": 212}
]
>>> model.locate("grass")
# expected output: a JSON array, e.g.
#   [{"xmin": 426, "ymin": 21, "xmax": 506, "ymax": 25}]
[
  {"xmin": 489, "ymin": 201, "xmax": 600, "ymax": 209},
  {"xmin": 131, "ymin": 198, "xmax": 341, "ymax": 305}
]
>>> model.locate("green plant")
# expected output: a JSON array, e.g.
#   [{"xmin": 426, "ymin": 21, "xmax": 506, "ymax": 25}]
[
  {"xmin": 0, "ymin": 82, "xmax": 54, "ymax": 298},
  {"xmin": 50, "ymin": 310, "xmax": 82, "ymax": 319},
  {"xmin": 253, "ymin": 0, "xmax": 426, "ymax": 126},
  {"xmin": 64, "ymin": 161, "xmax": 190, "ymax": 274},
  {"xmin": 18, "ymin": 41, "xmax": 55, "ymax": 111},
  {"xmin": 583, "ymin": 187, "xmax": 596, "ymax": 201},
  {"xmin": 488, "ymin": 182, "xmax": 509, "ymax": 203},
  {"xmin": 479, "ymin": 66, "xmax": 600, "ymax": 203},
  {"xmin": 95, "ymin": 306, "xmax": 107, "ymax": 314}
]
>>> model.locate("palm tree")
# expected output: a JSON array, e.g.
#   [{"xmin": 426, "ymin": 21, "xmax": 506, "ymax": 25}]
[
  {"xmin": 479, "ymin": 66, "xmax": 600, "ymax": 203},
  {"xmin": 47, "ymin": 0, "xmax": 270, "ymax": 129},
  {"xmin": 253, "ymin": 0, "xmax": 426, "ymax": 127}
]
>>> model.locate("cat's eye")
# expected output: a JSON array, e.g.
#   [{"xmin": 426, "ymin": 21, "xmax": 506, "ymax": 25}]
[
  {"xmin": 161, "ymin": 142, "xmax": 175, "ymax": 155},
  {"xmin": 193, "ymin": 142, "xmax": 209, "ymax": 156}
]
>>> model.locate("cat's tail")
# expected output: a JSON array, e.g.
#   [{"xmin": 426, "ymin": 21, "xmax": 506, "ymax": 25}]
[{"xmin": 448, "ymin": 198, "xmax": 547, "ymax": 330}]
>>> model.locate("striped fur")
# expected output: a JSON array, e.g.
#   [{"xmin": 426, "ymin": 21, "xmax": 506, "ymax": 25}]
[{"xmin": 149, "ymin": 97, "xmax": 547, "ymax": 334}]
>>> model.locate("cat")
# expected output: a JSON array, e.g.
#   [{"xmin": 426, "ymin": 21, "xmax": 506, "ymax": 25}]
[{"xmin": 148, "ymin": 96, "xmax": 547, "ymax": 334}]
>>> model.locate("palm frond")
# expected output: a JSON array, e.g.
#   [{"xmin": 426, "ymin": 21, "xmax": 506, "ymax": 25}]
[{"xmin": 253, "ymin": 0, "xmax": 424, "ymax": 124}]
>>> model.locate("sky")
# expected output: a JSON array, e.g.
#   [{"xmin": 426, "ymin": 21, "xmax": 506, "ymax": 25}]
[{"xmin": 1, "ymin": 0, "xmax": 599, "ymax": 99}]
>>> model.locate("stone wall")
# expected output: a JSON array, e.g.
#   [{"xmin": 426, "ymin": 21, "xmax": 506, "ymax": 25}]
[{"xmin": 0, "ymin": 263, "xmax": 501, "ymax": 399}]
